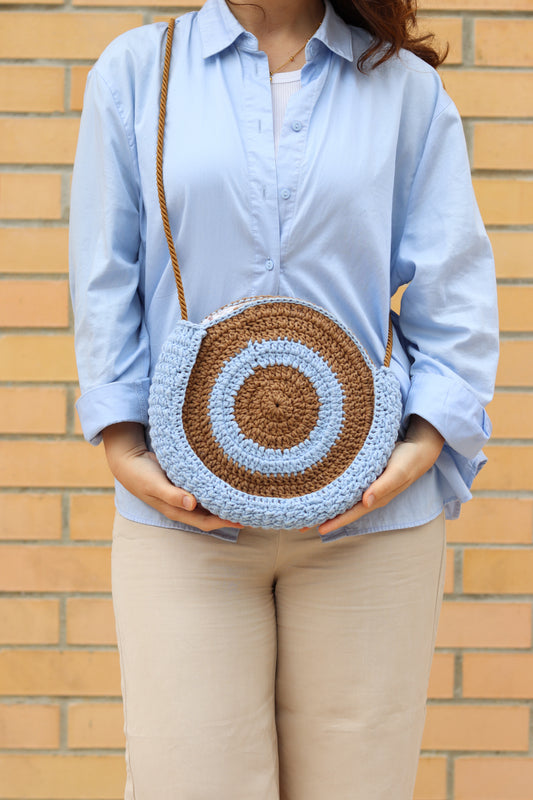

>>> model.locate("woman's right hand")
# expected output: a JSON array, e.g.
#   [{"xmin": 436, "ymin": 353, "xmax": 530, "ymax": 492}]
[{"xmin": 102, "ymin": 421, "xmax": 243, "ymax": 531}]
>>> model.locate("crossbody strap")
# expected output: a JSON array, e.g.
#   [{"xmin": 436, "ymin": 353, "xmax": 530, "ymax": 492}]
[
  {"xmin": 156, "ymin": 19, "xmax": 394, "ymax": 366},
  {"xmin": 156, "ymin": 18, "xmax": 188, "ymax": 320}
]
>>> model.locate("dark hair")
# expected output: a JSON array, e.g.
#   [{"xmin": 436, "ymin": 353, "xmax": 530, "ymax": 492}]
[{"xmin": 330, "ymin": 0, "xmax": 448, "ymax": 71}]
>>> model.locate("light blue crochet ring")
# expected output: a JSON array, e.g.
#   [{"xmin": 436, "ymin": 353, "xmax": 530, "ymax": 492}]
[{"xmin": 148, "ymin": 296, "xmax": 402, "ymax": 530}]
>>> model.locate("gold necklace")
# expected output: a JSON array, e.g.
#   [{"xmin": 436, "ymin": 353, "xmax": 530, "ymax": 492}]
[
  {"xmin": 267, "ymin": 9, "xmax": 324, "ymax": 81},
  {"xmin": 269, "ymin": 37, "xmax": 311, "ymax": 81}
]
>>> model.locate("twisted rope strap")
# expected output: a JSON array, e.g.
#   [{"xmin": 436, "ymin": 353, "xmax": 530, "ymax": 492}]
[{"xmin": 156, "ymin": 17, "xmax": 188, "ymax": 321}]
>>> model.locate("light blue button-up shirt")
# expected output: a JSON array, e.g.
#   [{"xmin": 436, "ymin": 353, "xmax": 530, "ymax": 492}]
[{"xmin": 69, "ymin": 0, "xmax": 499, "ymax": 542}]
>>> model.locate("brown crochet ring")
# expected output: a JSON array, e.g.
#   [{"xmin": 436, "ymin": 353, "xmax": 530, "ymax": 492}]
[{"xmin": 182, "ymin": 299, "xmax": 375, "ymax": 498}]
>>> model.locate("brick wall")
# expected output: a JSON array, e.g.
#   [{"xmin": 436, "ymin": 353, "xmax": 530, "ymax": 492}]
[{"xmin": 0, "ymin": 1, "xmax": 531, "ymax": 798}]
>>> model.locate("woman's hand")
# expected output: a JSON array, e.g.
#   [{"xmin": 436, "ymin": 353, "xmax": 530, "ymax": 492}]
[
  {"xmin": 102, "ymin": 422, "xmax": 243, "ymax": 531},
  {"xmin": 316, "ymin": 414, "xmax": 445, "ymax": 536}
]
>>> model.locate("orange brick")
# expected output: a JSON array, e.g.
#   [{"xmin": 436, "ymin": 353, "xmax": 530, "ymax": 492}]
[
  {"xmin": 67, "ymin": 598, "xmax": 116, "ymax": 645},
  {"xmin": 2, "ymin": 0, "xmax": 63, "ymax": 4},
  {"xmin": 70, "ymin": 66, "xmax": 91, "ymax": 111},
  {"xmin": 1, "ymin": 0, "xmax": 63, "ymax": 4},
  {"xmin": 490, "ymin": 232, "xmax": 533, "ymax": 279},
  {"xmin": 497, "ymin": 286, "xmax": 533, "ymax": 333},
  {"xmin": 0, "ymin": 12, "xmax": 142, "ymax": 59},
  {"xmin": 497, "ymin": 341, "xmax": 533, "ymax": 387},
  {"xmin": 0, "ymin": 442, "xmax": 112, "ymax": 488},
  {"xmin": 0, "ymin": 66, "xmax": 64, "ymax": 112},
  {"xmin": 0, "ymin": 599, "xmax": 59, "ymax": 644},
  {"xmin": 0, "ymin": 705, "xmax": 60, "ymax": 749},
  {"xmin": 463, "ymin": 653, "xmax": 533, "ymax": 698},
  {"xmin": 0, "ymin": 387, "xmax": 67, "ymax": 434},
  {"xmin": 0, "ymin": 544, "xmax": 110, "ymax": 592},
  {"xmin": 421, "ymin": 0, "xmax": 533, "ymax": 9},
  {"xmin": 436, "ymin": 601, "xmax": 531, "ymax": 648},
  {"xmin": 0, "ymin": 227, "xmax": 68, "ymax": 273},
  {"xmin": 476, "ymin": 19, "xmax": 533, "ymax": 66},
  {"xmin": 474, "ymin": 123, "xmax": 533, "ymax": 171},
  {"xmin": 463, "ymin": 548, "xmax": 533, "ymax": 594},
  {"xmin": 0, "ymin": 119, "xmax": 80, "ymax": 165},
  {"xmin": 0, "ymin": 280, "xmax": 69, "ymax": 328},
  {"xmin": 475, "ymin": 446, "xmax": 533, "ymax": 491},
  {"xmin": 413, "ymin": 756, "xmax": 447, "ymax": 800},
  {"xmin": 0, "ymin": 754, "xmax": 125, "ymax": 799},
  {"xmin": 0, "ymin": 494, "xmax": 62, "ymax": 540},
  {"xmin": 0, "ymin": 335, "xmax": 76, "ymax": 381},
  {"xmin": 474, "ymin": 178, "xmax": 533, "ymax": 226},
  {"xmin": 0, "ymin": 651, "xmax": 120, "ymax": 696},
  {"xmin": 416, "ymin": 16, "xmax": 463, "ymax": 64},
  {"xmin": 455, "ymin": 757, "xmax": 533, "ymax": 800},
  {"xmin": 447, "ymin": 498, "xmax": 533, "ymax": 544},
  {"xmin": 428, "ymin": 653, "xmax": 455, "ymax": 699},
  {"xmin": 441, "ymin": 70, "xmax": 533, "ymax": 118},
  {"xmin": 68, "ymin": 702, "xmax": 124, "ymax": 748},
  {"xmin": 0, "ymin": 174, "xmax": 62, "ymax": 221},
  {"xmin": 421, "ymin": 705, "xmax": 529, "ymax": 751},
  {"xmin": 487, "ymin": 393, "xmax": 533, "ymax": 439},
  {"xmin": 70, "ymin": 494, "xmax": 116, "ymax": 540},
  {"xmin": 73, "ymin": 386, "xmax": 83, "ymax": 435}
]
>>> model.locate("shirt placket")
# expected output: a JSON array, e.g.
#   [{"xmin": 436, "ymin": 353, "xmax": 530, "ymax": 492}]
[
  {"xmin": 238, "ymin": 38, "xmax": 282, "ymax": 292},
  {"xmin": 275, "ymin": 43, "xmax": 330, "ymax": 278},
  {"xmin": 238, "ymin": 38, "xmax": 329, "ymax": 295}
]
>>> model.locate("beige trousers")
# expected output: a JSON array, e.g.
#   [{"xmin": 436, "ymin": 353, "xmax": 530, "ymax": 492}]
[{"xmin": 111, "ymin": 510, "xmax": 446, "ymax": 800}]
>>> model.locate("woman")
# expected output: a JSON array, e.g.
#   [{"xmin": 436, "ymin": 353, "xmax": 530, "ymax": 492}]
[{"xmin": 69, "ymin": 0, "xmax": 499, "ymax": 797}]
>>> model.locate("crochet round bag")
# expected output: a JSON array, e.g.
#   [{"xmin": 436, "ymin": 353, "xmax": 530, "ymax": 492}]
[{"xmin": 148, "ymin": 20, "xmax": 403, "ymax": 530}]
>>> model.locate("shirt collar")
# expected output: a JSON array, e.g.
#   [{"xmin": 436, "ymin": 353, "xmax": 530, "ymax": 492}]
[{"xmin": 198, "ymin": 0, "xmax": 354, "ymax": 63}]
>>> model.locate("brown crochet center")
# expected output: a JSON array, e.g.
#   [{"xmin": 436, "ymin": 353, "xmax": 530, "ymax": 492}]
[{"xmin": 182, "ymin": 301, "xmax": 375, "ymax": 497}]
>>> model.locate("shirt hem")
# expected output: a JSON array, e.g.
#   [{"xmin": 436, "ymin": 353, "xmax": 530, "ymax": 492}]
[
  {"xmin": 318, "ymin": 503, "xmax": 445, "ymax": 543},
  {"xmin": 114, "ymin": 498, "xmax": 446, "ymax": 544},
  {"xmin": 114, "ymin": 507, "xmax": 240, "ymax": 543}
]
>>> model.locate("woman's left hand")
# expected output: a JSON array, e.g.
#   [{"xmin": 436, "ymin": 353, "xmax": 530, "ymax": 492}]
[{"xmin": 316, "ymin": 414, "xmax": 445, "ymax": 536}]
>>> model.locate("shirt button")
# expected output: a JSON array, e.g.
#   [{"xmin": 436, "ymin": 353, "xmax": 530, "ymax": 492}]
[
  {"xmin": 265, "ymin": 258, "xmax": 274, "ymax": 271},
  {"xmin": 292, "ymin": 120, "xmax": 302, "ymax": 132},
  {"xmin": 281, "ymin": 188, "xmax": 291, "ymax": 200}
]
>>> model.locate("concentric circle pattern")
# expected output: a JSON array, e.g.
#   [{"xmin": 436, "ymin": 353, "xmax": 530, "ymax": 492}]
[
  {"xmin": 148, "ymin": 296, "xmax": 403, "ymax": 529},
  {"xmin": 182, "ymin": 300, "xmax": 375, "ymax": 497},
  {"xmin": 206, "ymin": 337, "xmax": 345, "ymax": 478}
]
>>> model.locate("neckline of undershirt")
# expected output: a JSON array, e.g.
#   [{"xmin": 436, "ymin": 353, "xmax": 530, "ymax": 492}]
[{"xmin": 270, "ymin": 68, "xmax": 302, "ymax": 84}]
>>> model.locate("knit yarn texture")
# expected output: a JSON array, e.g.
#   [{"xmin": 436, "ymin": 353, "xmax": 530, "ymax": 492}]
[{"xmin": 148, "ymin": 296, "xmax": 402, "ymax": 529}]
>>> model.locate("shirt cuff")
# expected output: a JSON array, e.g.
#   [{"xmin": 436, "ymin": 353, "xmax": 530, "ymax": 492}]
[
  {"xmin": 76, "ymin": 379, "xmax": 150, "ymax": 446},
  {"xmin": 402, "ymin": 372, "xmax": 492, "ymax": 459}
]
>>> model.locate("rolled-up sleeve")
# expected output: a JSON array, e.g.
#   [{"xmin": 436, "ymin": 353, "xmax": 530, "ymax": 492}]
[
  {"xmin": 392, "ymin": 93, "xmax": 499, "ymax": 482},
  {"xmin": 69, "ymin": 67, "xmax": 150, "ymax": 446}
]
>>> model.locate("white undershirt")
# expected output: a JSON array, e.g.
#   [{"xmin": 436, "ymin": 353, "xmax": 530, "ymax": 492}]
[{"xmin": 270, "ymin": 69, "xmax": 302, "ymax": 157}]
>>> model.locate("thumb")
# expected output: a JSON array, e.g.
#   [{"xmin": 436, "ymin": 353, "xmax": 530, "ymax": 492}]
[
  {"xmin": 361, "ymin": 453, "xmax": 410, "ymax": 509},
  {"xmin": 141, "ymin": 451, "xmax": 197, "ymax": 510}
]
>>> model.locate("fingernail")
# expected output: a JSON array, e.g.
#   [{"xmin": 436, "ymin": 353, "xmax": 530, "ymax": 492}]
[
  {"xmin": 366, "ymin": 494, "xmax": 375, "ymax": 508},
  {"xmin": 183, "ymin": 496, "xmax": 194, "ymax": 510}
]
